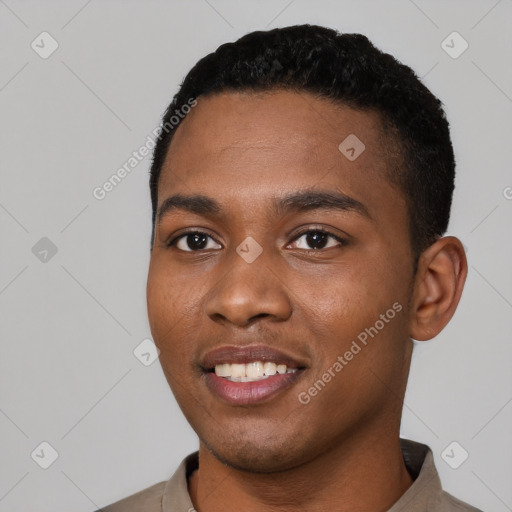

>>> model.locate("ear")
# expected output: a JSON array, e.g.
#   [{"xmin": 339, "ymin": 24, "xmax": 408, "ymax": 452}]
[{"xmin": 409, "ymin": 236, "xmax": 468, "ymax": 341}]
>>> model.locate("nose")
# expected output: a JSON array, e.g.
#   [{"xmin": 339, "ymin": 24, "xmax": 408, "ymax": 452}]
[{"xmin": 204, "ymin": 248, "xmax": 292, "ymax": 328}]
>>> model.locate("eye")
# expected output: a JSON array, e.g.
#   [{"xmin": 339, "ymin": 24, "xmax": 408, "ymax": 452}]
[
  {"xmin": 168, "ymin": 231, "xmax": 222, "ymax": 252},
  {"xmin": 288, "ymin": 228, "xmax": 345, "ymax": 251}
]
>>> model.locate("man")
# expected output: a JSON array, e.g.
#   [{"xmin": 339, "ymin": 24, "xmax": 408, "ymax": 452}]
[{"xmin": 98, "ymin": 24, "xmax": 482, "ymax": 511}]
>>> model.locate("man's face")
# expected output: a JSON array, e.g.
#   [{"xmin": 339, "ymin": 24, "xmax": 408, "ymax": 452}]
[{"xmin": 147, "ymin": 90, "xmax": 416, "ymax": 472}]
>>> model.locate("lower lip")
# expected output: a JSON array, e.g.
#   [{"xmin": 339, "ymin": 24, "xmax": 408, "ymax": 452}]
[{"xmin": 204, "ymin": 371, "xmax": 303, "ymax": 405}]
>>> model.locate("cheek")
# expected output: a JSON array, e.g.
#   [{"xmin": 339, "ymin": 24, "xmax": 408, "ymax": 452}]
[
  {"xmin": 299, "ymin": 267, "xmax": 379, "ymax": 328},
  {"xmin": 147, "ymin": 262, "xmax": 190, "ymax": 354},
  {"xmin": 302, "ymin": 259, "xmax": 410, "ymax": 361},
  {"xmin": 148, "ymin": 255, "xmax": 192, "ymax": 313}
]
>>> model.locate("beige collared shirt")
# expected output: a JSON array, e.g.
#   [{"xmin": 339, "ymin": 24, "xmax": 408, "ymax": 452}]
[{"xmin": 97, "ymin": 438, "xmax": 482, "ymax": 511}]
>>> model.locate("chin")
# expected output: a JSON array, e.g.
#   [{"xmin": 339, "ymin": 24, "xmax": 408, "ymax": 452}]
[
  {"xmin": 208, "ymin": 443, "xmax": 302, "ymax": 473},
  {"xmin": 199, "ymin": 423, "xmax": 314, "ymax": 474}
]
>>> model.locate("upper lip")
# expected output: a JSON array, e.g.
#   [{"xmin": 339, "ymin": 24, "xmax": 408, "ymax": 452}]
[{"xmin": 200, "ymin": 344, "xmax": 307, "ymax": 371}]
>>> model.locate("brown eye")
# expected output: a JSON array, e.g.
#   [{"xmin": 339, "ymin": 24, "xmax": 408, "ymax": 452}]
[
  {"xmin": 169, "ymin": 231, "xmax": 222, "ymax": 252},
  {"xmin": 289, "ymin": 229, "xmax": 344, "ymax": 250}
]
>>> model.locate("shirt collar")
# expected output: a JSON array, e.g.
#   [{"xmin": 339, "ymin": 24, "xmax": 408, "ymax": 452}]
[{"xmin": 388, "ymin": 439, "xmax": 442, "ymax": 511}]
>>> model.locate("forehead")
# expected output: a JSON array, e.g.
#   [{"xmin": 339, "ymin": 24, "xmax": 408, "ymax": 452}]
[
  {"xmin": 167, "ymin": 90, "xmax": 386, "ymax": 167},
  {"xmin": 159, "ymin": 90, "xmax": 403, "ymax": 222}
]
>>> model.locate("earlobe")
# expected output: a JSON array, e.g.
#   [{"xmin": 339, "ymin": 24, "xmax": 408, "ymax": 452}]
[{"xmin": 409, "ymin": 236, "xmax": 468, "ymax": 341}]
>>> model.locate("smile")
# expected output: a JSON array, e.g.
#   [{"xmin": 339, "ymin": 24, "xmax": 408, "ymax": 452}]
[
  {"xmin": 201, "ymin": 344, "xmax": 307, "ymax": 405},
  {"xmin": 214, "ymin": 361, "xmax": 299, "ymax": 382}
]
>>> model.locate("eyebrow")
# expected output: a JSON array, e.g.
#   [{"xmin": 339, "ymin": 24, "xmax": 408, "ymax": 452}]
[{"xmin": 157, "ymin": 190, "xmax": 371, "ymax": 224}]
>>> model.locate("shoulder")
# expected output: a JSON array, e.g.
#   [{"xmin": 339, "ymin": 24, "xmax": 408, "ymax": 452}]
[
  {"xmin": 436, "ymin": 489, "xmax": 484, "ymax": 512},
  {"xmin": 93, "ymin": 480, "xmax": 167, "ymax": 511},
  {"xmin": 398, "ymin": 438, "xmax": 483, "ymax": 512},
  {"xmin": 92, "ymin": 451, "xmax": 199, "ymax": 512}
]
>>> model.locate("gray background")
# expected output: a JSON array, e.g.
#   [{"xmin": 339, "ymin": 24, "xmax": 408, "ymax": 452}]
[{"xmin": 1, "ymin": 0, "xmax": 511, "ymax": 510}]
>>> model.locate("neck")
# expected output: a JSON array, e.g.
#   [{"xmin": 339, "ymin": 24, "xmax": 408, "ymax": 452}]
[{"xmin": 188, "ymin": 427, "xmax": 413, "ymax": 512}]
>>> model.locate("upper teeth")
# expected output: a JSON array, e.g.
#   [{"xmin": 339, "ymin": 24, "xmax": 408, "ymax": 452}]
[{"xmin": 214, "ymin": 361, "xmax": 297, "ymax": 381}]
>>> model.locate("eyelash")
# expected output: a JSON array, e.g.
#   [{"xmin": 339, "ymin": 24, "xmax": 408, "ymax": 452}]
[{"xmin": 166, "ymin": 227, "xmax": 346, "ymax": 252}]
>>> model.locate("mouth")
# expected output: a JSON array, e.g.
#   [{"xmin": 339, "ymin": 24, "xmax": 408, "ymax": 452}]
[
  {"xmin": 200, "ymin": 345, "xmax": 307, "ymax": 405},
  {"xmin": 210, "ymin": 361, "xmax": 299, "ymax": 382}
]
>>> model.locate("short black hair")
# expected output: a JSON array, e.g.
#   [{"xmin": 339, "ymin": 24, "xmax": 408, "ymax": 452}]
[{"xmin": 149, "ymin": 24, "xmax": 455, "ymax": 260}]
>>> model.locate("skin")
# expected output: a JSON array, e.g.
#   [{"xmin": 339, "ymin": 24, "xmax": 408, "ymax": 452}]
[{"xmin": 146, "ymin": 90, "xmax": 467, "ymax": 512}]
